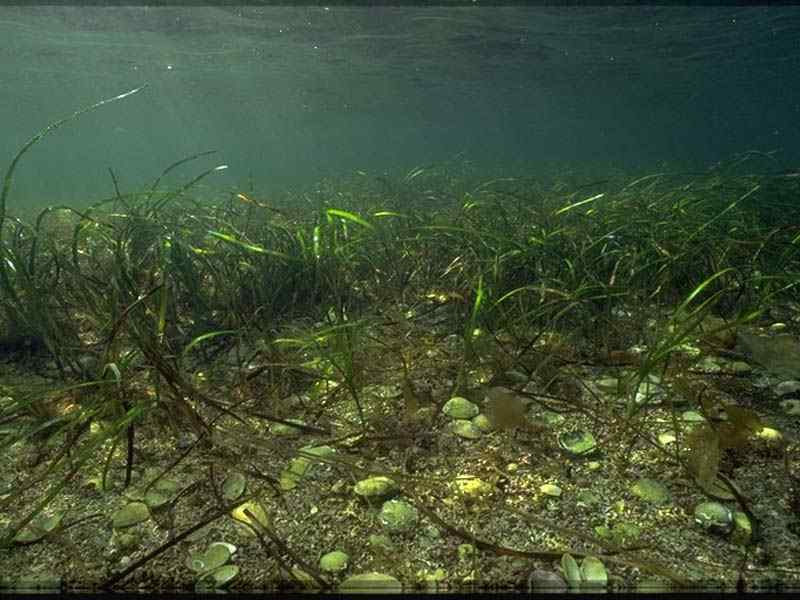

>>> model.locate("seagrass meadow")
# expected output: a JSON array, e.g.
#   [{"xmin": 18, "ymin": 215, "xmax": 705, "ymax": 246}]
[{"xmin": 2, "ymin": 90, "xmax": 800, "ymax": 593}]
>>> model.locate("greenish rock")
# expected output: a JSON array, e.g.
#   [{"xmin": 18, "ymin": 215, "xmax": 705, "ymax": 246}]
[
  {"xmin": 540, "ymin": 411, "xmax": 565, "ymax": 426},
  {"xmin": 112, "ymin": 502, "xmax": 150, "ymax": 529},
  {"xmin": 442, "ymin": 396, "xmax": 479, "ymax": 419},
  {"xmin": 320, "ymin": 550, "xmax": 349, "ymax": 573},
  {"xmin": 471, "ymin": 413, "xmax": 493, "ymax": 432},
  {"xmin": 379, "ymin": 499, "xmax": 418, "ymax": 533},
  {"xmin": 540, "ymin": 483, "xmax": 562, "ymax": 498},
  {"xmin": 558, "ymin": 430, "xmax": 598, "ymax": 457},
  {"xmin": 450, "ymin": 419, "xmax": 482, "ymax": 439},
  {"xmin": 731, "ymin": 511, "xmax": 753, "ymax": 546},
  {"xmin": 694, "ymin": 501, "xmax": 733, "ymax": 535},
  {"xmin": 580, "ymin": 556, "xmax": 608, "ymax": 587},
  {"xmin": 527, "ymin": 569, "xmax": 567, "ymax": 592},
  {"xmin": 354, "ymin": 476, "xmax": 399, "ymax": 501},
  {"xmin": 222, "ymin": 472, "xmax": 246, "ymax": 501},
  {"xmin": 631, "ymin": 478, "xmax": 670, "ymax": 505},
  {"xmin": 339, "ymin": 572, "xmax": 402, "ymax": 593},
  {"xmin": 457, "ymin": 543, "xmax": 477, "ymax": 561},
  {"xmin": 755, "ymin": 427, "xmax": 783, "ymax": 447}
]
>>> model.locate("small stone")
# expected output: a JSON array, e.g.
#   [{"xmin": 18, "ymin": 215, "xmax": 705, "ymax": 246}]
[
  {"xmin": 540, "ymin": 483, "xmax": 562, "ymax": 498},
  {"xmin": 320, "ymin": 550, "xmax": 349, "ymax": 573},
  {"xmin": 354, "ymin": 476, "xmax": 399, "ymax": 501},
  {"xmin": 450, "ymin": 419, "xmax": 482, "ymax": 439},
  {"xmin": 471, "ymin": 413, "xmax": 493, "ymax": 432},
  {"xmin": 527, "ymin": 569, "xmax": 567, "ymax": 592},
  {"xmin": 769, "ymin": 322, "xmax": 788, "ymax": 332},
  {"xmin": 442, "ymin": 397, "xmax": 479, "ymax": 419},
  {"xmin": 694, "ymin": 501, "xmax": 733, "ymax": 535},
  {"xmin": 754, "ymin": 426, "xmax": 783, "ymax": 448},
  {"xmin": 558, "ymin": 430, "xmax": 598, "ymax": 457},
  {"xmin": 379, "ymin": 499, "xmax": 418, "ymax": 533}
]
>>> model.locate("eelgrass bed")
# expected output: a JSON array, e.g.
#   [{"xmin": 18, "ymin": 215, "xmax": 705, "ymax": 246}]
[{"xmin": 2, "ymin": 89, "xmax": 800, "ymax": 593}]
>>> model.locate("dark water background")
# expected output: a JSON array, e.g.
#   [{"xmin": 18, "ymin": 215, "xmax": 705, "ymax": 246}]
[{"xmin": 1, "ymin": 5, "xmax": 799, "ymax": 208}]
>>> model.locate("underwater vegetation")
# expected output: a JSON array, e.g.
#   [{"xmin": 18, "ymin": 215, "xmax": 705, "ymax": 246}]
[{"xmin": 1, "ymin": 90, "xmax": 800, "ymax": 592}]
